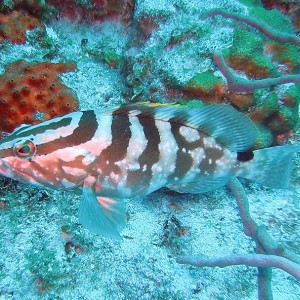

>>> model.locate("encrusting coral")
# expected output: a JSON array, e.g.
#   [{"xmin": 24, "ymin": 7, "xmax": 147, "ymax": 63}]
[
  {"xmin": 1, "ymin": 1, "xmax": 300, "ymax": 299},
  {"xmin": 261, "ymin": 0, "xmax": 300, "ymax": 33},
  {"xmin": 0, "ymin": 60, "xmax": 78, "ymax": 133},
  {"xmin": 0, "ymin": 10, "xmax": 45, "ymax": 44},
  {"xmin": 126, "ymin": 1, "xmax": 300, "ymax": 148},
  {"xmin": 42, "ymin": 0, "xmax": 134, "ymax": 23}
]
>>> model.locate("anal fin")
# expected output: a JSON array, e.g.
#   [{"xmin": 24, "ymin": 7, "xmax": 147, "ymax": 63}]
[
  {"xmin": 79, "ymin": 187, "xmax": 126, "ymax": 240},
  {"xmin": 167, "ymin": 177, "xmax": 231, "ymax": 194}
]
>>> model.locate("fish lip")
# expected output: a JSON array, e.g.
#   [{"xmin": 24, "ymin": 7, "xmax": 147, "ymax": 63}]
[
  {"xmin": 0, "ymin": 158, "xmax": 89, "ymax": 191},
  {"xmin": 0, "ymin": 159, "xmax": 9, "ymax": 177},
  {"xmin": 0, "ymin": 158, "xmax": 34, "ymax": 183},
  {"xmin": 3, "ymin": 159, "xmax": 86, "ymax": 190}
]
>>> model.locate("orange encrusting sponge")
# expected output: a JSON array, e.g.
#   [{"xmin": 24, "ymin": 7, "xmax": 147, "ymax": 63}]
[
  {"xmin": 0, "ymin": 60, "xmax": 78, "ymax": 133},
  {"xmin": 0, "ymin": 10, "xmax": 45, "ymax": 44}
]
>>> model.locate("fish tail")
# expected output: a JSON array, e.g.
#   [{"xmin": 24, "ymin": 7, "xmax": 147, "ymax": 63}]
[{"xmin": 243, "ymin": 145, "xmax": 300, "ymax": 188}]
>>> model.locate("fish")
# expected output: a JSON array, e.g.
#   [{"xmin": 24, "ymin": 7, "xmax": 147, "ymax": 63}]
[{"xmin": 0, "ymin": 103, "xmax": 298, "ymax": 240}]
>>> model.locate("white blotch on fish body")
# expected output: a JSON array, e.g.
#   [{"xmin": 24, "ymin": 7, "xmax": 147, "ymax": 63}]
[
  {"xmin": 115, "ymin": 116, "xmax": 147, "ymax": 183},
  {"xmin": 203, "ymin": 137, "xmax": 222, "ymax": 149},
  {"xmin": 33, "ymin": 112, "xmax": 83, "ymax": 145},
  {"xmin": 215, "ymin": 149, "xmax": 236, "ymax": 176},
  {"xmin": 183, "ymin": 147, "xmax": 206, "ymax": 181},
  {"xmin": 179, "ymin": 126, "xmax": 200, "ymax": 143},
  {"xmin": 82, "ymin": 154, "xmax": 97, "ymax": 165},
  {"xmin": 42, "ymin": 147, "xmax": 88, "ymax": 164},
  {"xmin": 148, "ymin": 120, "xmax": 178, "ymax": 193},
  {"xmin": 128, "ymin": 109, "xmax": 142, "ymax": 116},
  {"xmin": 110, "ymin": 171, "xmax": 119, "ymax": 183},
  {"xmin": 62, "ymin": 166, "xmax": 87, "ymax": 178},
  {"xmin": 84, "ymin": 114, "xmax": 114, "ymax": 156},
  {"xmin": 61, "ymin": 178, "xmax": 75, "ymax": 189}
]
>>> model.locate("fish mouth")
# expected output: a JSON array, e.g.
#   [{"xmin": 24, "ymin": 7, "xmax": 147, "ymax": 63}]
[
  {"xmin": 0, "ymin": 159, "xmax": 39, "ymax": 186},
  {"xmin": 0, "ymin": 158, "xmax": 86, "ymax": 190},
  {"xmin": 0, "ymin": 158, "xmax": 89, "ymax": 191},
  {"xmin": 0, "ymin": 159, "xmax": 30, "ymax": 180},
  {"xmin": 0, "ymin": 159, "xmax": 9, "ymax": 178}
]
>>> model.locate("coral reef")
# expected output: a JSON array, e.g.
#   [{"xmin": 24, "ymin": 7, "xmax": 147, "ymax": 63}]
[
  {"xmin": 125, "ymin": 1, "xmax": 300, "ymax": 147},
  {"xmin": 178, "ymin": 178, "xmax": 300, "ymax": 300},
  {"xmin": 0, "ymin": 60, "xmax": 78, "ymax": 133},
  {"xmin": 0, "ymin": 0, "xmax": 135, "ymax": 23},
  {"xmin": 261, "ymin": 0, "xmax": 300, "ymax": 33},
  {"xmin": 0, "ymin": 0, "xmax": 300, "ymax": 299},
  {"xmin": 0, "ymin": 10, "xmax": 45, "ymax": 44},
  {"xmin": 45, "ymin": 0, "xmax": 135, "ymax": 23},
  {"xmin": 0, "ymin": 0, "xmax": 47, "ymax": 17}
]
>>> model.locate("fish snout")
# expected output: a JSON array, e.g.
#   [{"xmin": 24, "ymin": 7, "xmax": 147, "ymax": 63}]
[{"xmin": 0, "ymin": 159, "xmax": 12, "ymax": 179}]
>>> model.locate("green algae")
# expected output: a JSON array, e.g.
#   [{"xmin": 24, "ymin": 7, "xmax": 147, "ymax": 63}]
[
  {"xmin": 225, "ymin": 29, "xmax": 276, "ymax": 76},
  {"xmin": 252, "ymin": 55, "xmax": 276, "ymax": 75},
  {"xmin": 250, "ymin": 6, "xmax": 294, "ymax": 33},
  {"xmin": 254, "ymin": 124, "xmax": 274, "ymax": 148},
  {"xmin": 231, "ymin": 29, "xmax": 264, "ymax": 57},
  {"xmin": 253, "ymin": 91, "xmax": 278, "ymax": 116},
  {"xmin": 187, "ymin": 71, "xmax": 224, "ymax": 90},
  {"xmin": 177, "ymin": 99, "xmax": 205, "ymax": 108},
  {"xmin": 238, "ymin": 0, "xmax": 261, "ymax": 6},
  {"xmin": 269, "ymin": 42, "xmax": 300, "ymax": 74},
  {"xmin": 168, "ymin": 23, "xmax": 204, "ymax": 47},
  {"xmin": 0, "ymin": 0, "xmax": 14, "ymax": 10},
  {"xmin": 268, "ymin": 106, "xmax": 299, "ymax": 134},
  {"xmin": 286, "ymin": 85, "xmax": 300, "ymax": 106}
]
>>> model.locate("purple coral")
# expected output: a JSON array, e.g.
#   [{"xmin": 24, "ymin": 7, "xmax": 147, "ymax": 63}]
[
  {"xmin": 213, "ymin": 53, "xmax": 300, "ymax": 93},
  {"xmin": 177, "ymin": 178, "xmax": 300, "ymax": 300},
  {"xmin": 202, "ymin": 9, "xmax": 300, "ymax": 46}
]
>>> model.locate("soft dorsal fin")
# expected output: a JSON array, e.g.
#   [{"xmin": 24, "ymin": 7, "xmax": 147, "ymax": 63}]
[{"xmin": 101, "ymin": 103, "xmax": 257, "ymax": 152}]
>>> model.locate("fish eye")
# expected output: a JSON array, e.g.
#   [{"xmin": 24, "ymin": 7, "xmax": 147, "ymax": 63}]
[{"xmin": 13, "ymin": 140, "xmax": 36, "ymax": 159}]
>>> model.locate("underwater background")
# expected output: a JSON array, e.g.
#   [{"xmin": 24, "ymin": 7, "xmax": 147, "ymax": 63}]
[{"xmin": 0, "ymin": 0, "xmax": 300, "ymax": 299}]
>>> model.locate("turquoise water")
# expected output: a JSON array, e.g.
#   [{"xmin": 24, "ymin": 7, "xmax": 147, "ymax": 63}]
[{"xmin": 0, "ymin": 1, "xmax": 300, "ymax": 299}]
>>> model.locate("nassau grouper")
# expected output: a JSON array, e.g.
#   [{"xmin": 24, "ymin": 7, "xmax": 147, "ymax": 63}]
[{"xmin": 0, "ymin": 103, "xmax": 299, "ymax": 239}]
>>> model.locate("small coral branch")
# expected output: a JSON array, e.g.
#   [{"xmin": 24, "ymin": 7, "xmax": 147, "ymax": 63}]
[
  {"xmin": 227, "ymin": 178, "xmax": 300, "ymax": 264},
  {"xmin": 176, "ymin": 178, "xmax": 300, "ymax": 300},
  {"xmin": 202, "ymin": 9, "xmax": 300, "ymax": 46},
  {"xmin": 177, "ymin": 254, "xmax": 300, "ymax": 280},
  {"xmin": 213, "ymin": 53, "xmax": 300, "ymax": 92}
]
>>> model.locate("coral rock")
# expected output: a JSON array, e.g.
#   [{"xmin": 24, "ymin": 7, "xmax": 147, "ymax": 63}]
[
  {"xmin": 261, "ymin": 0, "xmax": 300, "ymax": 33},
  {"xmin": 0, "ymin": 10, "xmax": 45, "ymax": 44},
  {"xmin": 228, "ymin": 93, "xmax": 255, "ymax": 110},
  {"xmin": 0, "ymin": 60, "xmax": 78, "ymax": 133},
  {"xmin": 182, "ymin": 71, "xmax": 227, "ymax": 103},
  {"xmin": 45, "ymin": 0, "xmax": 135, "ymax": 23}
]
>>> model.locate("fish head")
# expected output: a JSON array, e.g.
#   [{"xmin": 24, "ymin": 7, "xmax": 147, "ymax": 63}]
[
  {"xmin": 0, "ymin": 125, "xmax": 44, "ymax": 187},
  {"xmin": 0, "ymin": 111, "xmax": 93, "ymax": 190}
]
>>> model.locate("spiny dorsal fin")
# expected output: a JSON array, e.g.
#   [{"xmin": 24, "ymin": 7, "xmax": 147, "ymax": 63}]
[{"xmin": 101, "ymin": 103, "xmax": 257, "ymax": 152}]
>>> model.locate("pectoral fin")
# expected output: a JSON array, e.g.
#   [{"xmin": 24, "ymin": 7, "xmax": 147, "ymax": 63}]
[{"xmin": 78, "ymin": 186, "xmax": 126, "ymax": 240}]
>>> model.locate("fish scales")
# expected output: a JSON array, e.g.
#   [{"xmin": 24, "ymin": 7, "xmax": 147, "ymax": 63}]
[
  {"xmin": 125, "ymin": 116, "xmax": 160, "ymax": 192},
  {"xmin": 0, "ymin": 103, "xmax": 299, "ymax": 240}
]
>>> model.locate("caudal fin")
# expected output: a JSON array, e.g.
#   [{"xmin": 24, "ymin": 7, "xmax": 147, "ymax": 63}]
[{"xmin": 243, "ymin": 145, "xmax": 300, "ymax": 188}]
